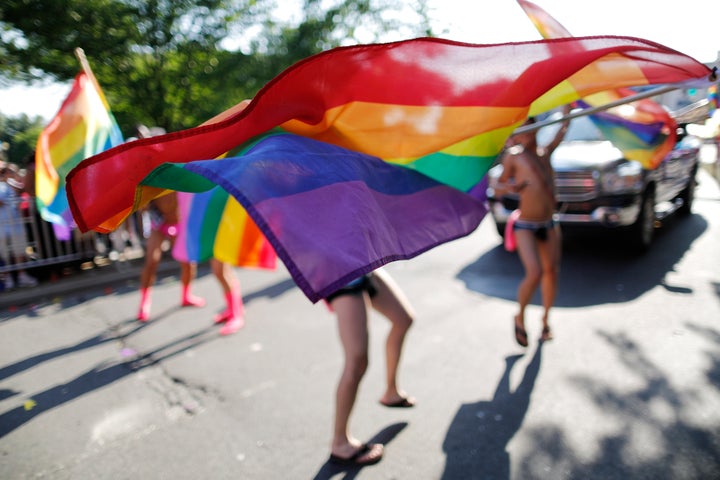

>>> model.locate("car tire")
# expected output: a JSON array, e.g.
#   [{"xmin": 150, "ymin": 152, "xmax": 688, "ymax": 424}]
[
  {"xmin": 627, "ymin": 189, "xmax": 655, "ymax": 252},
  {"xmin": 677, "ymin": 171, "xmax": 696, "ymax": 216}
]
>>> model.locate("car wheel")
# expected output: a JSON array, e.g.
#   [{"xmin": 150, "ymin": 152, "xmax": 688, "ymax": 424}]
[
  {"xmin": 628, "ymin": 189, "xmax": 655, "ymax": 252},
  {"xmin": 677, "ymin": 171, "xmax": 696, "ymax": 216}
]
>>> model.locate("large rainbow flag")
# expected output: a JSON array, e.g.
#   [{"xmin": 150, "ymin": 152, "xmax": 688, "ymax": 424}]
[
  {"xmin": 35, "ymin": 72, "xmax": 124, "ymax": 239},
  {"xmin": 517, "ymin": 0, "xmax": 678, "ymax": 169},
  {"xmin": 66, "ymin": 36, "xmax": 715, "ymax": 302}
]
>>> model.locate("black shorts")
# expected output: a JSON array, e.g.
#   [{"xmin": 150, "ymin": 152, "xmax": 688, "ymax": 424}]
[
  {"xmin": 325, "ymin": 274, "xmax": 377, "ymax": 303},
  {"xmin": 513, "ymin": 218, "xmax": 556, "ymax": 241}
]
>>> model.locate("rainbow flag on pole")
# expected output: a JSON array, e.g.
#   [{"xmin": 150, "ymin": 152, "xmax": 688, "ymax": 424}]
[
  {"xmin": 66, "ymin": 36, "xmax": 715, "ymax": 301},
  {"xmin": 173, "ymin": 189, "xmax": 276, "ymax": 269},
  {"xmin": 517, "ymin": 0, "xmax": 678, "ymax": 169},
  {"xmin": 35, "ymin": 71, "xmax": 123, "ymax": 239}
]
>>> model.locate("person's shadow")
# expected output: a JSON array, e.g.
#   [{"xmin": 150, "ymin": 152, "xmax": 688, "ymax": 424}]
[
  {"xmin": 0, "ymin": 323, "xmax": 217, "ymax": 438},
  {"xmin": 441, "ymin": 343, "xmax": 543, "ymax": 479}
]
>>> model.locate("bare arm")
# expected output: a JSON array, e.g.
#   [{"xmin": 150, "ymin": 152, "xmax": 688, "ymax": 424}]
[
  {"xmin": 494, "ymin": 154, "xmax": 528, "ymax": 195},
  {"xmin": 542, "ymin": 104, "xmax": 572, "ymax": 157}
]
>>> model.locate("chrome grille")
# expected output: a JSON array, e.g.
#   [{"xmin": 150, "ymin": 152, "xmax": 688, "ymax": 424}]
[{"xmin": 555, "ymin": 171, "xmax": 597, "ymax": 202}]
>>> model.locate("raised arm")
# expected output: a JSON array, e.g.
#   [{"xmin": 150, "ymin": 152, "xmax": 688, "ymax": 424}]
[{"xmin": 542, "ymin": 104, "xmax": 572, "ymax": 158}]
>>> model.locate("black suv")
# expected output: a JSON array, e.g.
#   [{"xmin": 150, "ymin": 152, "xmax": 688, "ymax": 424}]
[{"xmin": 486, "ymin": 114, "xmax": 700, "ymax": 251}]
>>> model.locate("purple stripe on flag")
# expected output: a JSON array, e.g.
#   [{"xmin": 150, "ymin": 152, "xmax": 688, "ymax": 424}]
[
  {"xmin": 250, "ymin": 181, "xmax": 487, "ymax": 301},
  {"xmin": 178, "ymin": 135, "xmax": 488, "ymax": 302}
]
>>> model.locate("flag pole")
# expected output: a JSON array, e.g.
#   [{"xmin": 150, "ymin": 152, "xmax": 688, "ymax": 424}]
[
  {"xmin": 514, "ymin": 84, "xmax": 684, "ymax": 133},
  {"xmin": 73, "ymin": 47, "xmax": 110, "ymax": 109}
]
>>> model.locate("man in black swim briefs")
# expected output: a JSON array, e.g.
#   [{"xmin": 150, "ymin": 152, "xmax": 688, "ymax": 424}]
[{"xmin": 494, "ymin": 106, "xmax": 571, "ymax": 346}]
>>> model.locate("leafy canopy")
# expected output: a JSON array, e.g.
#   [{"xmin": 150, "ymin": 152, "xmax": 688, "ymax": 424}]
[{"xmin": 1, "ymin": 0, "xmax": 433, "ymax": 138}]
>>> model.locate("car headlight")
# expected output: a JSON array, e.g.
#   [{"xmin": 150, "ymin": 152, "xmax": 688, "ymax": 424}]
[{"xmin": 601, "ymin": 161, "xmax": 643, "ymax": 193}]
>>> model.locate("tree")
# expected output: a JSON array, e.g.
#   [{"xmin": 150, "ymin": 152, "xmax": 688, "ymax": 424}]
[
  {"xmin": 1, "ymin": 0, "xmax": 433, "ymax": 135},
  {"xmin": 1, "ymin": 0, "xmax": 271, "ymax": 132},
  {"xmin": 0, "ymin": 112, "xmax": 44, "ymax": 167}
]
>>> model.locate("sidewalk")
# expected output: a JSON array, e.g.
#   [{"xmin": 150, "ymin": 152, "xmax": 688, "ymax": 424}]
[{"xmin": 0, "ymin": 255, "xmax": 179, "ymax": 311}]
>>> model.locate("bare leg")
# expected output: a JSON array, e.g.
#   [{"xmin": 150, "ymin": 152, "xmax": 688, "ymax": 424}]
[
  {"xmin": 513, "ymin": 230, "xmax": 542, "ymax": 346},
  {"xmin": 537, "ymin": 226, "xmax": 561, "ymax": 340},
  {"xmin": 369, "ymin": 269, "xmax": 415, "ymax": 406},
  {"xmin": 139, "ymin": 230, "xmax": 163, "ymax": 289},
  {"xmin": 211, "ymin": 258, "xmax": 233, "ymax": 295},
  {"xmin": 180, "ymin": 262, "xmax": 205, "ymax": 307},
  {"xmin": 329, "ymin": 293, "xmax": 382, "ymax": 463},
  {"xmin": 210, "ymin": 259, "xmax": 244, "ymax": 335},
  {"xmin": 137, "ymin": 230, "xmax": 164, "ymax": 321}
]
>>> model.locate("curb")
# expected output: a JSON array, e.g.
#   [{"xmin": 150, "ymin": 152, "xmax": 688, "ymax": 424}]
[{"xmin": 0, "ymin": 258, "xmax": 179, "ymax": 310}]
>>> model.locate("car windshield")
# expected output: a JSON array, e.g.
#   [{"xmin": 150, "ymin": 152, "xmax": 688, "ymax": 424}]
[{"xmin": 675, "ymin": 134, "xmax": 702, "ymax": 149}]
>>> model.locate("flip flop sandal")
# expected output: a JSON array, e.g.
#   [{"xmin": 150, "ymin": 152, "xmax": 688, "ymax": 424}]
[
  {"xmin": 329, "ymin": 443, "xmax": 383, "ymax": 466},
  {"xmin": 380, "ymin": 397, "xmax": 416, "ymax": 408},
  {"xmin": 515, "ymin": 325, "xmax": 528, "ymax": 347}
]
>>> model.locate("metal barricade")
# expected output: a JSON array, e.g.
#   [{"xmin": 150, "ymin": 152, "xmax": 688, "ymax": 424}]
[{"xmin": 0, "ymin": 195, "xmax": 146, "ymax": 276}]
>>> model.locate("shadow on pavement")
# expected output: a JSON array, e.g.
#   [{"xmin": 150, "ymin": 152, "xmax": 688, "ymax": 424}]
[
  {"xmin": 441, "ymin": 344, "xmax": 543, "ymax": 479},
  {"xmin": 458, "ymin": 213, "xmax": 707, "ymax": 307},
  {"xmin": 0, "ymin": 318, "xmax": 147, "ymax": 382},
  {"xmin": 244, "ymin": 278, "xmax": 297, "ymax": 302},
  {"xmin": 0, "ymin": 322, "xmax": 218, "ymax": 439},
  {"xmin": 312, "ymin": 422, "xmax": 408, "ymax": 480},
  {"xmin": 0, "ymin": 275, "xmax": 302, "ymax": 438},
  {"xmin": 514, "ymin": 325, "xmax": 720, "ymax": 479}
]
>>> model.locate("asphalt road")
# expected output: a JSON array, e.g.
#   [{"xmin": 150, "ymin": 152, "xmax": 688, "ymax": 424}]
[{"xmin": 1, "ymin": 169, "xmax": 719, "ymax": 480}]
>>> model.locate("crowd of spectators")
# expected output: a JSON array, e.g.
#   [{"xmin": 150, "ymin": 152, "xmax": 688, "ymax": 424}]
[
  {"xmin": 0, "ymin": 160, "xmax": 38, "ymax": 289},
  {"xmin": 0, "ymin": 155, "xmax": 144, "ymax": 292}
]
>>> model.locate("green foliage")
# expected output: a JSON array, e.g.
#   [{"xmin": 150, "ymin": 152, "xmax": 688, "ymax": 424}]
[
  {"xmin": 0, "ymin": 112, "xmax": 44, "ymax": 167},
  {"xmin": 1, "ymin": 0, "xmax": 433, "ymax": 138},
  {"xmin": 1, "ymin": 0, "xmax": 142, "ymax": 82}
]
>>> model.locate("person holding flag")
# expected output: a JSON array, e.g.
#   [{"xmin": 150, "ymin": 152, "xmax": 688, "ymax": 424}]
[
  {"xmin": 35, "ymin": 49, "xmax": 124, "ymax": 241},
  {"xmin": 495, "ymin": 106, "xmax": 570, "ymax": 347},
  {"xmin": 136, "ymin": 190, "xmax": 206, "ymax": 322}
]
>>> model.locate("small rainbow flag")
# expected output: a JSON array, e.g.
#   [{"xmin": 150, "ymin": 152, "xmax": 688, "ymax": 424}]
[
  {"xmin": 67, "ymin": 36, "xmax": 715, "ymax": 301},
  {"xmin": 35, "ymin": 72, "xmax": 123, "ymax": 239}
]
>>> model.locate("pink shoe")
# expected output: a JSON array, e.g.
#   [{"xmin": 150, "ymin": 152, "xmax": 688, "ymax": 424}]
[
  {"xmin": 213, "ymin": 310, "xmax": 232, "ymax": 324},
  {"xmin": 215, "ymin": 285, "xmax": 244, "ymax": 326},
  {"xmin": 137, "ymin": 306, "xmax": 150, "ymax": 323},
  {"xmin": 219, "ymin": 316, "xmax": 244, "ymax": 335},
  {"xmin": 138, "ymin": 288, "xmax": 151, "ymax": 322},
  {"xmin": 181, "ymin": 294, "xmax": 206, "ymax": 308}
]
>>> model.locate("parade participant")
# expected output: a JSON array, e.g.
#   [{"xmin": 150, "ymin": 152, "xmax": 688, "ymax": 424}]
[
  {"xmin": 495, "ymin": 106, "xmax": 570, "ymax": 346},
  {"xmin": 136, "ymin": 192, "xmax": 205, "ymax": 321},
  {"xmin": 326, "ymin": 268, "xmax": 415, "ymax": 466}
]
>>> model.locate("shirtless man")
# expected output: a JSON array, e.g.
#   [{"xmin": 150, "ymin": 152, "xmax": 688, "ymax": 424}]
[{"xmin": 495, "ymin": 107, "xmax": 570, "ymax": 346}]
